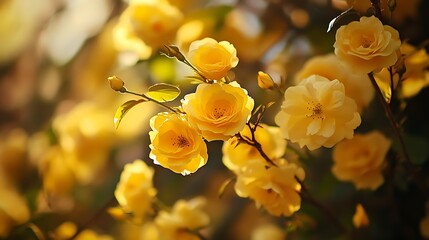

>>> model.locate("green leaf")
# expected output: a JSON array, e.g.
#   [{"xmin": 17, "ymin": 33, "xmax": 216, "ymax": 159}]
[
  {"xmin": 146, "ymin": 83, "xmax": 181, "ymax": 102},
  {"xmin": 327, "ymin": 8, "xmax": 360, "ymax": 33},
  {"xmin": 114, "ymin": 99, "xmax": 147, "ymax": 129}
]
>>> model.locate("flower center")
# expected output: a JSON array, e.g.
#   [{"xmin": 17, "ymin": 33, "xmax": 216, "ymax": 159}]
[
  {"xmin": 171, "ymin": 135, "xmax": 190, "ymax": 148},
  {"xmin": 306, "ymin": 101, "xmax": 324, "ymax": 120},
  {"xmin": 213, "ymin": 107, "xmax": 227, "ymax": 119},
  {"xmin": 361, "ymin": 37, "xmax": 373, "ymax": 48}
]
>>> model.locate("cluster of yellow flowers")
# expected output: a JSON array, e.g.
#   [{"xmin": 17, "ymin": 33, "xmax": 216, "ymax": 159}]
[
  {"xmin": 2, "ymin": 0, "xmax": 429, "ymax": 238},
  {"xmin": 108, "ymin": 1, "xmax": 429, "ymax": 236}
]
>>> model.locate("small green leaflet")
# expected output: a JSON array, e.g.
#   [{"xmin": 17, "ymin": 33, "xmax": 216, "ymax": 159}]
[
  {"xmin": 146, "ymin": 83, "xmax": 181, "ymax": 102},
  {"xmin": 114, "ymin": 99, "xmax": 147, "ymax": 129}
]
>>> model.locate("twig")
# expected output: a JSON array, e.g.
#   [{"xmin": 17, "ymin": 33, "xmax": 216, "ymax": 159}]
[{"xmin": 367, "ymin": 73, "xmax": 427, "ymax": 198}]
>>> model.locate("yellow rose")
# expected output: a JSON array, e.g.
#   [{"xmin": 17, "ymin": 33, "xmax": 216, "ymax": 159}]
[
  {"xmin": 251, "ymin": 223, "xmax": 286, "ymax": 240},
  {"xmin": 399, "ymin": 43, "xmax": 429, "ymax": 98},
  {"xmin": 182, "ymin": 82, "xmax": 254, "ymax": 141},
  {"xmin": 353, "ymin": 204, "xmax": 369, "ymax": 229},
  {"xmin": 187, "ymin": 38, "xmax": 239, "ymax": 80},
  {"xmin": 113, "ymin": 0, "xmax": 184, "ymax": 59},
  {"xmin": 114, "ymin": 159, "xmax": 157, "ymax": 219},
  {"xmin": 149, "ymin": 112, "xmax": 208, "ymax": 175},
  {"xmin": 53, "ymin": 101, "xmax": 117, "ymax": 184},
  {"xmin": 234, "ymin": 160, "xmax": 305, "ymax": 217},
  {"xmin": 295, "ymin": 53, "xmax": 374, "ymax": 112},
  {"xmin": 155, "ymin": 197, "xmax": 209, "ymax": 240},
  {"xmin": 331, "ymin": 130, "xmax": 391, "ymax": 190},
  {"xmin": 0, "ymin": 182, "xmax": 30, "ymax": 238},
  {"xmin": 334, "ymin": 16, "xmax": 401, "ymax": 73},
  {"xmin": 222, "ymin": 124, "xmax": 286, "ymax": 173},
  {"xmin": 42, "ymin": 147, "xmax": 76, "ymax": 196},
  {"xmin": 275, "ymin": 75, "xmax": 361, "ymax": 150}
]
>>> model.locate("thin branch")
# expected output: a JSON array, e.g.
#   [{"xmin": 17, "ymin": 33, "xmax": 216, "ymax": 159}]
[
  {"xmin": 124, "ymin": 90, "xmax": 182, "ymax": 114},
  {"xmin": 368, "ymin": 73, "xmax": 428, "ymax": 198}
]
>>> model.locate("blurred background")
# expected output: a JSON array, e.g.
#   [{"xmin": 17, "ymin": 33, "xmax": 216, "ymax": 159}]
[{"xmin": 1, "ymin": 0, "xmax": 429, "ymax": 239}]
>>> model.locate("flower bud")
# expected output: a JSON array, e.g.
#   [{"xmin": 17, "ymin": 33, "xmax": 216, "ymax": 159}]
[
  {"xmin": 108, "ymin": 76, "xmax": 125, "ymax": 92},
  {"xmin": 257, "ymin": 71, "xmax": 275, "ymax": 89}
]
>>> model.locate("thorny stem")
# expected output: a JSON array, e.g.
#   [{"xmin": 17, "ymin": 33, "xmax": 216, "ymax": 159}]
[
  {"xmin": 370, "ymin": 0, "xmax": 383, "ymax": 20},
  {"xmin": 235, "ymin": 124, "xmax": 278, "ymax": 167},
  {"xmin": 236, "ymin": 124, "xmax": 347, "ymax": 234},
  {"xmin": 368, "ymin": 73, "xmax": 428, "ymax": 198},
  {"xmin": 124, "ymin": 90, "xmax": 183, "ymax": 114},
  {"xmin": 296, "ymin": 177, "xmax": 347, "ymax": 234}
]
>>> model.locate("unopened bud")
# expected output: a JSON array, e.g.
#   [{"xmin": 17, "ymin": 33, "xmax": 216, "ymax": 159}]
[
  {"xmin": 108, "ymin": 75, "xmax": 126, "ymax": 92},
  {"xmin": 257, "ymin": 71, "xmax": 275, "ymax": 89},
  {"xmin": 162, "ymin": 45, "xmax": 186, "ymax": 62}
]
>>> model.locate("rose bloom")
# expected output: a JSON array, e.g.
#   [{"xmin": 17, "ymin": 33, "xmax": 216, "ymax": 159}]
[
  {"xmin": 53, "ymin": 101, "xmax": 117, "ymax": 184},
  {"xmin": 353, "ymin": 204, "xmax": 369, "ymax": 229},
  {"xmin": 296, "ymin": 53, "xmax": 374, "ymax": 112},
  {"xmin": 275, "ymin": 75, "xmax": 361, "ymax": 150},
  {"xmin": 114, "ymin": 159, "xmax": 157, "ymax": 219},
  {"xmin": 155, "ymin": 197, "xmax": 209, "ymax": 240},
  {"xmin": 0, "ymin": 181, "xmax": 30, "ymax": 238},
  {"xmin": 222, "ymin": 124, "xmax": 286, "ymax": 173},
  {"xmin": 251, "ymin": 223, "xmax": 286, "ymax": 240},
  {"xmin": 113, "ymin": 0, "xmax": 184, "ymax": 59},
  {"xmin": 187, "ymin": 38, "xmax": 239, "ymax": 80},
  {"xmin": 400, "ymin": 43, "xmax": 429, "ymax": 98},
  {"xmin": 331, "ymin": 130, "xmax": 391, "ymax": 190},
  {"xmin": 334, "ymin": 16, "xmax": 401, "ymax": 73},
  {"xmin": 149, "ymin": 112, "xmax": 208, "ymax": 175},
  {"xmin": 234, "ymin": 160, "xmax": 305, "ymax": 217},
  {"xmin": 182, "ymin": 82, "xmax": 254, "ymax": 141}
]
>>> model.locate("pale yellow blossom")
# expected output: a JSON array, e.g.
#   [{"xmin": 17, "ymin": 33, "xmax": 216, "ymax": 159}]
[
  {"xmin": 251, "ymin": 223, "xmax": 286, "ymax": 240},
  {"xmin": 182, "ymin": 82, "xmax": 254, "ymax": 141},
  {"xmin": 113, "ymin": 0, "xmax": 184, "ymax": 59},
  {"xmin": 332, "ymin": 130, "xmax": 391, "ymax": 190},
  {"xmin": 187, "ymin": 38, "xmax": 239, "ymax": 80},
  {"xmin": 114, "ymin": 160, "xmax": 157, "ymax": 219},
  {"xmin": 334, "ymin": 16, "xmax": 401, "ymax": 73},
  {"xmin": 400, "ymin": 43, "xmax": 429, "ymax": 98},
  {"xmin": 0, "ymin": 181, "xmax": 30, "ymax": 238},
  {"xmin": 155, "ymin": 197, "xmax": 209, "ymax": 240},
  {"xmin": 353, "ymin": 204, "xmax": 369, "ymax": 228},
  {"xmin": 234, "ymin": 160, "xmax": 305, "ymax": 217},
  {"xmin": 53, "ymin": 101, "xmax": 117, "ymax": 184},
  {"xmin": 275, "ymin": 75, "xmax": 361, "ymax": 150},
  {"xmin": 222, "ymin": 124, "xmax": 286, "ymax": 173},
  {"xmin": 149, "ymin": 112, "xmax": 208, "ymax": 175},
  {"xmin": 296, "ymin": 53, "xmax": 374, "ymax": 112}
]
